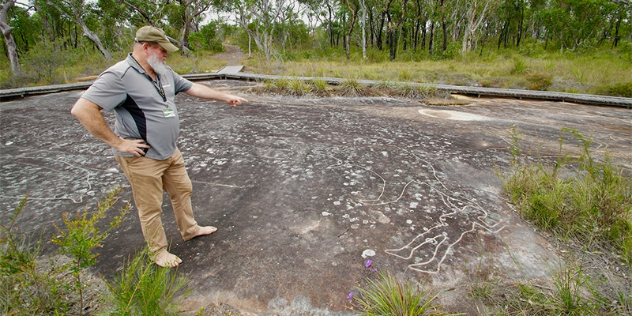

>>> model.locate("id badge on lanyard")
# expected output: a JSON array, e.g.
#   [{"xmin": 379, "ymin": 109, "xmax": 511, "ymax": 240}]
[{"xmin": 163, "ymin": 108, "xmax": 175, "ymax": 117}]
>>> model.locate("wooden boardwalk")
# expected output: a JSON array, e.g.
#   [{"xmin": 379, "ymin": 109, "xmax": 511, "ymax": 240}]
[{"xmin": 1, "ymin": 69, "xmax": 630, "ymax": 108}]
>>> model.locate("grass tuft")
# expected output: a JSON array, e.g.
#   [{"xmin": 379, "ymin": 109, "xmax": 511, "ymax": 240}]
[
  {"xmin": 102, "ymin": 248, "xmax": 189, "ymax": 316},
  {"xmin": 355, "ymin": 270, "xmax": 445, "ymax": 316},
  {"xmin": 340, "ymin": 78, "xmax": 367, "ymax": 96}
]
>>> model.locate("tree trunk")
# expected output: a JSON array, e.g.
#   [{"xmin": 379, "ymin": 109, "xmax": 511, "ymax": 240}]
[
  {"xmin": 326, "ymin": 2, "xmax": 334, "ymax": 47},
  {"xmin": 392, "ymin": 0, "xmax": 408, "ymax": 59},
  {"xmin": 413, "ymin": 0, "xmax": 422, "ymax": 51},
  {"xmin": 0, "ymin": 0, "xmax": 20, "ymax": 74},
  {"xmin": 442, "ymin": 20, "xmax": 447, "ymax": 52},
  {"xmin": 360, "ymin": 0, "xmax": 366, "ymax": 59},
  {"xmin": 34, "ymin": 1, "xmax": 55, "ymax": 42},
  {"xmin": 429, "ymin": 21, "xmax": 435, "ymax": 54},
  {"xmin": 516, "ymin": 0, "xmax": 524, "ymax": 47},
  {"xmin": 421, "ymin": 21, "xmax": 426, "ymax": 50},
  {"xmin": 612, "ymin": 7, "xmax": 622, "ymax": 48},
  {"xmin": 377, "ymin": 11, "xmax": 386, "ymax": 50},
  {"xmin": 369, "ymin": 7, "xmax": 375, "ymax": 48},
  {"xmin": 345, "ymin": 0, "xmax": 358, "ymax": 59},
  {"xmin": 80, "ymin": 21, "xmax": 112, "ymax": 59}
]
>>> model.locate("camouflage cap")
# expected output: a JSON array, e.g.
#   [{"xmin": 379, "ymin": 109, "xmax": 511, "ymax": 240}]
[{"xmin": 135, "ymin": 26, "xmax": 179, "ymax": 52}]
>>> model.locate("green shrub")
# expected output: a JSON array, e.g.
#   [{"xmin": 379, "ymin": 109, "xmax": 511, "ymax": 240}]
[
  {"xmin": 52, "ymin": 187, "xmax": 130, "ymax": 313},
  {"xmin": 398, "ymin": 69, "xmax": 413, "ymax": 81},
  {"xmin": 597, "ymin": 81, "xmax": 632, "ymax": 98},
  {"xmin": 511, "ymin": 57, "xmax": 527, "ymax": 75},
  {"xmin": 1, "ymin": 196, "xmax": 73, "ymax": 315},
  {"xmin": 274, "ymin": 78, "xmax": 290, "ymax": 90},
  {"xmin": 392, "ymin": 83, "xmax": 437, "ymax": 99},
  {"xmin": 526, "ymin": 72, "xmax": 553, "ymax": 91}
]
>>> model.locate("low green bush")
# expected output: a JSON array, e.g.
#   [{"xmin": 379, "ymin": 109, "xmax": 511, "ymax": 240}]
[
  {"xmin": 0, "ymin": 196, "xmax": 74, "ymax": 315},
  {"xmin": 526, "ymin": 71, "xmax": 553, "ymax": 91},
  {"xmin": 596, "ymin": 81, "xmax": 632, "ymax": 98},
  {"xmin": 0, "ymin": 188, "xmax": 191, "ymax": 315}
]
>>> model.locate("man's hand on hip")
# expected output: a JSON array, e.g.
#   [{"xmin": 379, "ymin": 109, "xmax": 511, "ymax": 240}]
[{"xmin": 114, "ymin": 137, "xmax": 150, "ymax": 157}]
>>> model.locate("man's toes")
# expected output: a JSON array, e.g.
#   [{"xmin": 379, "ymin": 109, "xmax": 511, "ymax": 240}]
[
  {"xmin": 154, "ymin": 251, "xmax": 182, "ymax": 268},
  {"xmin": 196, "ymin": 226, "xmax": 217, "ymax": 237}
]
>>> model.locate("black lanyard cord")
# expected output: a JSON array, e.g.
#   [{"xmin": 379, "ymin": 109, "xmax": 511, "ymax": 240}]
[
  {"xmin": 152, "ymin": 76, "xmax": 167, "ymax": 102},
  {"xmin": 130, "ymin": 55, "xmax": 167, "ymax": 103}
]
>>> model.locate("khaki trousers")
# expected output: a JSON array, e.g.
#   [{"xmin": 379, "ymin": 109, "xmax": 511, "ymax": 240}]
[{"xmin": 115, "ymin": 148, "xmax": 200, "ymax": 253}]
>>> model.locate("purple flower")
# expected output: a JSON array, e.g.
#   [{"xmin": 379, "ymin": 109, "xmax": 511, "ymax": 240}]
[
  {"xmin": 365, "ymin": 259, "xmax": 373, "ymax": 268},
  {"xmin": 346, "ymin": 292, "xmax": 353, "ymax": 299},
  {"xmin": 371, "ymin": 268, "xmax": 378, "ymax": 273}
]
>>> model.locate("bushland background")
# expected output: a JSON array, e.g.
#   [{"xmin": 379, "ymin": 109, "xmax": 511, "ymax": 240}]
[{"xmin": 1, "ymin": 0, "xmax": 631, "ymax": 95}]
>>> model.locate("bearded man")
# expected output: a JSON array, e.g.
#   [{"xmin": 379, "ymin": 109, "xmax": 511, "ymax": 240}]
[{"xmin": 71, "ymin": 26, "xmax": 248, "ymax": 267}]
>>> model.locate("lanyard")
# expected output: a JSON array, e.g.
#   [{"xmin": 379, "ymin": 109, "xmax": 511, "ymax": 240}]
[
  {"xmin": 151, "ymin": 76, "xmax": 167, "ymax": 102},
  {"xmin": 130, "ymin": 55, "xmax": 167, "ymax": 103}
]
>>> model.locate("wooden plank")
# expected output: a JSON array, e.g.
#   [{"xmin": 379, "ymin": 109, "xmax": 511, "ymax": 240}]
[
  {"xmin": 2, "ymin": 73, "xmax": 630, "ymax": 108},
  {"xmin": 217, "ymin": 65, "xmax": 244, "ymax": 74}
]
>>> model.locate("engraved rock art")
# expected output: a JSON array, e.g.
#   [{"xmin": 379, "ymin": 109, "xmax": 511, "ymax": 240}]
[
  {"xmin": 327, "ymin": 151, "xmax": 505, "ymax": 274},
  {"xmin": 385, "ymin": 189, "xmax": 505, "ymax": 273}
]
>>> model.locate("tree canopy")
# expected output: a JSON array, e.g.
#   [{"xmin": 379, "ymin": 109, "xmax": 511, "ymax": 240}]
[{"xmin": 1, "ymin": 0, "xmax": 631, "ymax": 76}]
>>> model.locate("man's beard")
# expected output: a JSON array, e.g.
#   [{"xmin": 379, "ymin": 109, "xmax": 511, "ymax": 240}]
[{"xmin": 147, "ymin": 52, "xmax": 167, "ymax": 76}]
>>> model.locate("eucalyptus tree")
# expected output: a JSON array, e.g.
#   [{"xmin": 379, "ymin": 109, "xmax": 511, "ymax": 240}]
[
  {"xmin": 45, "ymin": 0, "xmax": 111, "ymax": 59},
  {"xmin": 110, "ymin": 0, "xmax": 189, "ymax": 51},
  {"xmin": 391, "ymin": 0, "xmax": 409, "ymax": 60},
  {"xmin": 116, "ymin": 0, "xmax": 165, "ymax": 26},
  {"xmin": 5, "ymin": 2, "xmax": 42, "ymax": 52},
  {"xmin": 411, "ymin": 0, "xmax": 427, "ymax": 51},
  {"xmin": 175, "ymin": 0, "xmax": 213, "ymax": 54},
  {"xmin": 359, "ymin": 0, "xmax": 366, "ymax": 58},
  {"xmin": 610, "ymin": 0, "xmax": 632, "ymax": 47},
  {"xmin": 343, "ymin": 0, "xmax": 359, "ymax": 59},
  {"xmin": 33, "ymin": 0, "xmax": 55, "ymax": 41},
  {"xmin": 230, "ymin": 0, "xmax": 290, "ymax": 60},
  {"xmin": 0, "ymin": 0, "xmax": 19, "ymax": 73},
  {"xmin": 461, "ymin": 0, "xmax": 499, "ymax": 53},
  {"xmin": 299, "ymin": 0, "xmax": 324, "ymax": 46},
  {"xmin": 539, "ymin": 0, "xmax": 619, "ymax": 51},
  {"xmin": 318, "ymin": 0, "xmax": 338, "ymax": 47}
]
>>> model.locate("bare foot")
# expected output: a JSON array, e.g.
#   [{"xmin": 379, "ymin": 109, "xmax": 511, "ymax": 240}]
[
  {"xmin": 195, "ymin": 226, "xmax": 217, "ymax": 237},
  {"xmin": 154, "ymin": 250, "xmax": 182, "ymax": 268}
]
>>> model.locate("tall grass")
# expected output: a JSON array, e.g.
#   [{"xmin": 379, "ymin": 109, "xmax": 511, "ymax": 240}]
[
  {"xmin": 2, "ymin": 40, "xmax": 629, "ymax": 96},
  {"xmin": 501, "ymin": 127, "xmax": 632, "ymax": 263},
  {"xmin": 481, "ymin": 126, "xmax": 632, "ymax": 315},
  {"xmin": 242, "ymin": 46, "xmax": 631, "ymax": 96}
]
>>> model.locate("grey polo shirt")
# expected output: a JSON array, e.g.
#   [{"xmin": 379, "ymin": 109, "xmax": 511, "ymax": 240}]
[{"xmin": 81, "ymin": 54, "xmax": 193, "ymax": 160}]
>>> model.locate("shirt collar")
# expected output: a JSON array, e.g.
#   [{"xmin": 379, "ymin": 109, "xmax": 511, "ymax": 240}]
[{"xmin": 126, "ymin": 53, "xmax": 147, "ymax": 74}]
